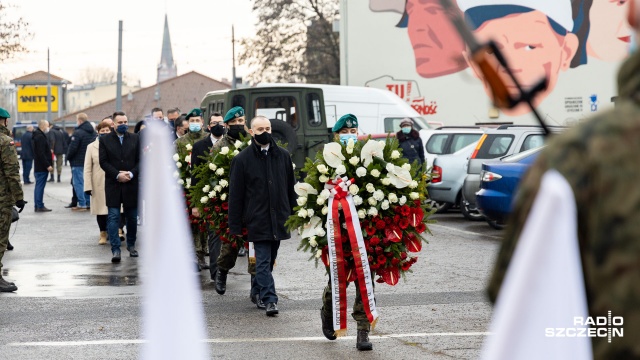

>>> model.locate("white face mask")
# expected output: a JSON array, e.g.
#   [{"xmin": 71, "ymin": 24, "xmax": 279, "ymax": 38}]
[{"xmin": 44, "ymin": 128, "xmax": 50, "ymax": 134}]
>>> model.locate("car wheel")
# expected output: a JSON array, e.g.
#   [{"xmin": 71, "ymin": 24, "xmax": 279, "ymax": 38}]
[
  {"xmin": 460, "ymin": 194, "xmax": 484, "ymax": 221},
  {"xmin": 426, "ymin": 199, "xmax": 452, "ymax": 214},
  {"xmin": 487, "ymin": 219, "xmax": 505, "ymax": 230}
]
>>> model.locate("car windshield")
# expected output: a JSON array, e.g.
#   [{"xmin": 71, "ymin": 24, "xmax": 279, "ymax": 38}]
[{"xmin": 502, "ymin": 146, "xmax": 545, "ymax": 163}]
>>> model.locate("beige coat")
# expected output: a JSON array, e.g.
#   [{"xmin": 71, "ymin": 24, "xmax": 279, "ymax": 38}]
[{"xmin": 83, "ymin": 139, "xmax": 108, "ymax": 215}]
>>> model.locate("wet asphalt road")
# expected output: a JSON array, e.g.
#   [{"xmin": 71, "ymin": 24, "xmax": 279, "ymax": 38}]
[{"xmin": 0, "ymin": 167, "xmax": 504, "ymax": 359}]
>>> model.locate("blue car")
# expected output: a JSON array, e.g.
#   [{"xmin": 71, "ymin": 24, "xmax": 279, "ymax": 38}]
[{"xmin": 475, "ymin": 146, "xmax": 544, "ymax": 229}]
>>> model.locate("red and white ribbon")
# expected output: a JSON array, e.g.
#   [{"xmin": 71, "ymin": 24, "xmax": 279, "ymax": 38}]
[{"xmin": 326, "ymin": 176, "xmax": 378, "ymax": 337}]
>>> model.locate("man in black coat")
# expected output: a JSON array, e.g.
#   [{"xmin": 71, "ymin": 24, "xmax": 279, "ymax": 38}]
[
  {"xmin": 20, "ymin": 126, "xmax": 34, "ymax": 184},
  {"xmin": 228, "ymin": 116, "xmax": 296, "ymax": 317},
  {"xmin": 67, "ymin": 113, "xmax": 96, "ymax": 210},
  {"xmin": 99, "ymin": 111, "xmax": 140, "ymax": 263},
  {"xmin": 47, "ymin": 124, "xmax": 67, "ymax": 182},
  {"xmin": 396, "ymin": 119, "xmax": 425, "ymax": 166},
  {"xmin": 32, "ymin": 120, "xmax": 53, "ymax": 212},
  {"xmin": 191, "ymin": 112, "xmax": 225, "ymax": 281}
]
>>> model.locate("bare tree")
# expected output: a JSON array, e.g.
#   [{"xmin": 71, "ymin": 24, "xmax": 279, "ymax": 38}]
[
  {"xmin": 239, "ymin": 0, "xmax": 339, "ymax": 84},
  {"xmin": 78, "ymin": 67, "xmax": 116, "ymax": 86},
  {"xmin": 0, "ymin": 3, "xmax": 31, "ymax": 62}
]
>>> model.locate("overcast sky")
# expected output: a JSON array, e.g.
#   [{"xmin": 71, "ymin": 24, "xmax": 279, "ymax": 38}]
[{"xmin": 0, "ymin": 0, "xmax": 256, "ymax": 87}]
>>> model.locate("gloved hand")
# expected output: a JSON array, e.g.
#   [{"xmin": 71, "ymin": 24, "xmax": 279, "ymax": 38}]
[
  {"xmin": 85, "ymin": 190, "xmax": 92, "ymax": 196},
  {"xmin": 15, "ymin": 199, "xmax": 27, "ymax": 213}
]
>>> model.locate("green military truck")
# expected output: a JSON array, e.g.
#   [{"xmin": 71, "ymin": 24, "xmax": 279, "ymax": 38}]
[{"xmin": 200, "ymin": 84, "xmax": 431, "ymax": 169}]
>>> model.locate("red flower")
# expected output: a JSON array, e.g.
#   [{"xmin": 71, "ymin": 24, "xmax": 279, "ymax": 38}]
[
  {"xmin": 381, "ymin": 267, "xmax": 399, "ymax": 285},
  {"xmin": 415, "ymin": 222, "xmax": 427, "ymax": 234},
  {"xmin": 398, "ymin": 218, "xmax": 409, "ymax": 230},
  {"xmin": 214, "ymin": 206, "xmax": 221, "ymax": 213},
  {"xmin": 231, "ymin": 242, "xmax": 237, "ymax": 249},
  {"xmin": 393, "ymin": 206, "xmax": 402, "ymax": 214},
  {"xmin": 404, "ymin": 233, "xmax": 422, "ymax": 252},
  {"xmin": 377, "ymin": 254, "xmax": 387, "ymax": 264},
  {"xmin": 367, "ymin": 255, "xmax": 373, "ymax": 263},
  {"xmin": 204, "ymin": 207, "xmax": 210, "ymax": 212},
  {"xmin": 220, "ymin": 236, "xmax": 227, "ymax": 243},
  {"xmin": 365, "ymin": 225, "xmax": 377, "ymax": 236},
  {"xmin": 375, "ymin": 219, "xmax": 386, "ymax": 230},
  {"xmin": 385, "ymin": 225, "xmax": 403, "ymax": 243},
  {"xmin": 384, "ymin": 217, "xmax": 392, "ymax": 225},
  {"xmin": 382, "ymin": 238, "xmax": 390, "ymax": 247},
  {"xmin": 385, "ymin": 251, "xmax": 393, "ymax": 258},
  {"xmin": 375, "ymin": 246, "xmax": 383, "ymax": 255},
  {"xmin": 221, "ymin": 202, "xmax": 229, "ymax": 211},
  {"xmin": 376, "ymin": 277, "xmax": 385, "ymax": 283},
  {"xmin": 393, "ymin": 214, "xmax": 400, "ymax": 223},
  {"xmin": 370, "ymin": 236, "xmax": 381, "ymax": 246},
  {"xmin": 391, "ymin": 258, "xmax": 400, "ymax": 266},
  {"xmin": 400, "ymin": 252, "xmax": 408, "ymax": 260},
  {"xmin": 242, "ymin": 228, "xmax": 248, "ymax": 236},
  {"xmin": 400, "ymin": 205, "xmax": 411, "ymax": 216},
  {"xmin": 409, "ymin": 207, "xmax": 425, "ymax": 227},
  {"xmin": 414, "ymin": 200, "xmax": 421, "ymax": 206},
  {"xmin": 401, "ymin": 261, "xmax": 412, "ymax": 271}
]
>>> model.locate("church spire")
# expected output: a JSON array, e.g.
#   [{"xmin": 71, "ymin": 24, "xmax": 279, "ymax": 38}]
[{"xmin": 157, "ymin": 14, "xmax": 177, "ymax": 83}]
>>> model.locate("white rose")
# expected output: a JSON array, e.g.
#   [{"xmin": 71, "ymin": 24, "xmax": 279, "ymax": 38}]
[
  {"xmin": 370, "ymin": 169, "xmax": 381, "ymax": 178},
  {"xmin": 373, "ymin": 189, "xmax": 384, "ymax": 201},
  {"xmin": 353, "ymin": 195, "xmax": 363, "ymax": 206},
  {"xmin": 386, "ymin": 163, "xmax": 395, "ymax": 172},
  {"xmin": 391, "ymin": 150, "xmax": 400, "ymax": 159},
  {"xmin": 381, "ymin": 200, "xmax": 390, "ymax": 210},
  {"xmin": 309, "ymin": 237, "xmax": 318, "ymax": 247},
  {"xmin": 215, "ymin": 168, "xmax": 224, "ymax": 176},
  {"xmin": 368, "ymin": 197, "xmax": 377, "ymax": 206},
  {"xmin": 220, "ymin": 193, "xmax": 227, "ymax": 201},
  {"xmin": 399, "ymin": 195, "xmax": 407, "ymax": 205},
  {"xmin": 176, "ymin": 162, "xmax": 182, "ymax": 168},
  {"xmin": 172, "ymin": 153, "xmax": 180, "ymax": 162},
  {"xmin": 348, "ymin": 184, "xmax": 359, "ymax": 196},
  {"xmin": 202, "ymin": 185, "xmax": 211, "ymax": 193},
  {"xmin": 173, "ymin": 170, "xmax": 180, "ymax": 179},
  {"xmin": 208, "ymin": 191, "xmax": 216, "ymax": 198},
  {"xmin": 298, "ymin": 209, "xmax": 308, "ymax": 218},
  {"xmin": 209, "ymin": 163, "xmax": 217, "ymax": 171},
  {"xmin": 347, "ymin": 137, "xmax": 355, "ymax": 149},
  {"xmin": 186, "ymin": 178, "xmax": 191, "ymax": 186},
  {"xmin": 185, "ymin": 184, "xmax": 190, "ymax": 189},
  {"xmin": 410, "ymin": 192, "xmax": 420, "ymax": 200},
  {"xmin": 307, "ymin": 209, "xmax": 315, "ymax": 217},
  {"xmin": 200, "ymin": 196, "xmax": 209, "ymax": 204},
  {"xmin": 315, "ymin": 227, "xmax": 326, "ymax": 237},
  {"xmin": 297, "ymin": 197, "xmax": 308, "ymax": 206},
  {"xmin": 336, "ymin": 165, "xmax": 347, "ymax": 175},
  {"xmin": 184, "ymin": 155, "xmax": 191, "ymax": 163},
  {"xmin": 381, "ymin": 177, "xmax": 391, "ymax": 186},
  {"xmin": 349, "ymin": 156, "xmax": 359, "ymax": 166},
  {"xmin": 388, "ymin": 193, "xmax": 398, "ymax": 203},
  {"xmin": 219, "ymin": 179, "xmax": 228, "ymax": 188},
  {"xmin": 220, "ymin": 146, "xmax": 230, "ymax": 155},
  {"xmin": 358, "ymin": 210, "xmax": 366, "ymax": 219},
  {"xmin": 319, "ymin": 175, "xmax": 329, "ymax": 183},
  {"xmin": 321, "ymin": 206, "xmax": 328, "ymax": 215},
  {"xmin": 185, "ymin": 143, "xmax": 192, "ymax": 151},
  {"xmin": 316, "ymin": 249, "xmax": 322, "ymax": 258},
  {"xmin": 317, "ymin": 164, "xmax": 329, "ymax": 174},
  {"xmin": 366, "ymin": 183, "xmax": 375, "ymax": 193},
  {"xmin": 320, "ymin": 189, "xmax": 331, "ymax": 199},
  {"xmin": 409, "ymin": 180, "xmax": 418, "ymax": 189},
  {"xmin": 356, "ymin": 167, "xmax": 367, "ymax": 177},
  {"xmin": 234, "ymin": 140, "xmax": 242, "ymax": 148},
  {"xmin": 368, "ymin": 207, "xmax": 379, "ymax": 217},
  {"xmin": 402, "ymin": 163, "xmax": 412, "ymax": 171},
  {"xmin": 317, "ymin": 196, "xmax": 326, "ymax": 205},
  {"xmin": 346, "ymin": 147, "xmax": 353, "ymax": 155},
  {"xmin": 232, "ymin": 150, "xmax": 240, "ymax": 156},
  {"xmin": 178, "ymin": 179, "xmax": 184, "ymax": 185},
  {"xmin": 214, "ymin": 185, "xmax": 222, "ymax": 192}
]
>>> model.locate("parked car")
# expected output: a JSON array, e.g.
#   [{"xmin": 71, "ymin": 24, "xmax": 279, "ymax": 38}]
[
  {"xmin": 476, "ymin": 146, "xmax": 544, "ymax": 229},
  {"xmin": 419, "ymin": 126, "xmax": 484, "ymax": 170},
  {"xmin": 461, "ymin": 125, "xmax": 564, "ymax": 221},
  {"xmin": 427, "ymin": 141, "xmax": 479, "ymax": 213}
]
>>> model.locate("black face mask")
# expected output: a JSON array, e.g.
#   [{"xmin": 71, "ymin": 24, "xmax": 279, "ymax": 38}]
[
  {"xmin": 227, "ymin": 124, "xmax": 247, "ymax": 139},
  {"xmin": 210, "ymin": 123, "xmax": 225, "ymax": 137},
  {"xmin": 253, "ymin": 131, "xmax": 272, "ymax": 146}
]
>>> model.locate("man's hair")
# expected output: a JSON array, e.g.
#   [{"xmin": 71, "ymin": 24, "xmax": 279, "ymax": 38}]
[
  {"xmin": 96, "ymin": 122, "xmax": 111, "ymax": 133},
  {"xmin": 26, "ymin": 125, "xmax": 34, "ymax": 131},
  {"xmin": 210, "ymin": 112, "xmax": 222, "ymax": 119},
  {"xmin": 250, "ymin": 115, "xmax": 270, "ymax": 129},
  {"xmin": 102, "ymin": 115, "xmax": 113, "ymax": 121},
  {"xmin": 174, "ymin": 116, "xmax": 188, "ymax": 132},
  {"xmin": 38, "ymin": 119, "xmax": 49, "ymax": 129},
  {"xmin": 151, "ymin": 107, "xmax": 163, "ymax": 115},
  {"xmin": 112, "ymin": 111, "xmax": 126, "ymax": 120},
  {"xmin": 167, "ymin": 107, "xmax": 181, "ymax": 115},
  {"xmin": 77, "ymin": 113, "xmax": 88, "ymax": 122}
]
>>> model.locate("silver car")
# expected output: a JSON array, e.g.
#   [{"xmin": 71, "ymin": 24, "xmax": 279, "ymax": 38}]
[{"xmin": 427, "ymin": 141, "xmax": 478, "ymax": 213}]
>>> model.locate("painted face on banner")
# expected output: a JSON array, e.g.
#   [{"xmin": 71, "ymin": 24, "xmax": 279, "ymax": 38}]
[
  {"xmin": 469, "ymin": 10, "xmax": 579, "ymax": 115},
  {"xmin": 587, "ymin": 0, "xmax": 633, "ymax": 61},
  {"xmin": 406, "ymin": 0, "xmax": 468, "ymax": 78}
]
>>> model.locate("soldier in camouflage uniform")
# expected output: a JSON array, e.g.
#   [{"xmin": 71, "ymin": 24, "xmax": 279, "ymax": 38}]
[
  {"xmin": 488, "ymin": 37, "xmax": 640, "ymax": 360},
  {"xmin": 0, "ymin": 107, "xmax": 26, "ymax": 292},
  {"xmin": 212, "ymin": 106, "xmax": 258, "ymax": 305},
  {"xmin": 175, "ymin": 108, "xmax": 209, "ymax": 270}
]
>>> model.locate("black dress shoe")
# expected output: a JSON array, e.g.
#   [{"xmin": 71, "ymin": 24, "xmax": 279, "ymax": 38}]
[
  {"xmin": 251, "ymin": 294, "xmax": 266, "ymax": 309},
  {"xmin": 215, "ymin": 270, "xmax": 227, "ymax": 295},
  {"xmin": 321, "ymin": 310, "xmax": 337, "ymax": 340},
  {"xmin": 356, "ymin": 330, "xmax": 373, "ymax": 351},
  {"xmin": 111, "ymin": 251, "xmax": 121, "ymax": 263},
  {"xmin": 265, "ymin": 302, "xmax": 279, "ymax": 316},
  {"xmin": 6, "ymin": 241, "xmax": 13, "ymax": 251},
  {"xmin": 237, "ymin": 247, "xmax": 247, "ymax": 257},
  {"xmin": 127, "ymin": 247, "xmax": 138, "ymax": 257},
  {"xmin": 64, "ymin": 203, "xmax": 76, "ymax": 209},
  {"xmin": 35, "ymin": 207, "xmax": 52, "ymax": 212}
]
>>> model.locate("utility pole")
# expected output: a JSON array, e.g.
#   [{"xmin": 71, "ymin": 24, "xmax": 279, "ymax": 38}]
[
  {"xmin": 47, "ymin": 48, "xmax": 52, "ymax": 122},
  {"xmin": 116, "ymin": 20, "xmax": 123, "ymax": 111},
  {"xmin": 232, "ymin": 25, "xmax": 236, "ymax": 89}
]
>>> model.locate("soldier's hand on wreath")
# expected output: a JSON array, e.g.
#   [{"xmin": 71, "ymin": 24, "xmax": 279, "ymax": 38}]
[{"xmin": 15, "ymin": 199, "xmax": 27, "ymax": 213}]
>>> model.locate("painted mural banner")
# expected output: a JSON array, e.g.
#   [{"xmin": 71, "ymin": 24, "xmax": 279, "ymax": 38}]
[{"xmin": 342, "ymin": 0, "xmax": 630, "ymax": 126}]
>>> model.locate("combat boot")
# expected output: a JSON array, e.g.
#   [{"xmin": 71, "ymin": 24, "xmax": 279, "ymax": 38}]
[
  {"xmin": 98, "ymin": 231, "xmax": 108, "ymax": 245},
  {"xmin": 6, "ymin": 241, "xmax": 13, "ymax": 251},
  {"xmin": 197, "ymin": 252, "xmax": 209, "ymax": 270},
  {"xmin": 356, "ymin": 329, "xmax": 373, "ymax": 351},
  {"xmin": 0, "ymin": 277, "xmax": 18, "ymax": 292},
  {"xmin": 57, "ymin": 174, "xmax": 61, "ymax": 183},
  {"xmin": 320, "ymin": 310, "xmax": 337, "ymax": 340},
  {"xmin": 215, "ymin": 269, "xmax": 228, "ymax": 295}
]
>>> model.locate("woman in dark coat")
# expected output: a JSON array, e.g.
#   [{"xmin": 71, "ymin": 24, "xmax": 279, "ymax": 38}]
[{"xmin": 396, "ymin": 119, "xmax": 425, "ymax": 166}]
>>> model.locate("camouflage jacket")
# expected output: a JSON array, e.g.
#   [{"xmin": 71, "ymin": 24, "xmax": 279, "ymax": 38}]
[
  {"xmin": 488, "ymin": 52, "xmax": 640, "ymax": 359},
  {"xmin": 211, "ymin": 134, "xmax": 241, "ymax": 153},
  {"xmin": 0, "ymin": 124, "xmax": 24, "ymax": 208},
  {"xmin": 174, "ymin": 130, "xmax": 207, "ymax": 150}
]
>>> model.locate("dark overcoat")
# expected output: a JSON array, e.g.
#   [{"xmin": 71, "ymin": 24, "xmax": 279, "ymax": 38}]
[{"xmin": 99, "ymin": 131, "xmax": 140, "ymax": 208}]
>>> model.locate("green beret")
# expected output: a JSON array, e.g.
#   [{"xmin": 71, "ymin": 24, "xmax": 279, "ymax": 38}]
[
  {"xmin": 332, "ymin": 113, "xmax": 358, "ymax": 132},
  {"xmin": 186, "ymin": 108, "xmax": 202, "ymax": 120},
  {"xmin": 0, "ymin": 107, "xmax": 10, "ymax": 119},
  {"xmin": 224, "ymin": 106, "xmax": 245, "ymax": 123}
]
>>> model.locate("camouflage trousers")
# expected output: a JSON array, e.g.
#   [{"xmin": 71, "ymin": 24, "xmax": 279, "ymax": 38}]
[
  {"xmin": 321, "ymin": 276, "xmax": 375, "ymax": 331},
  {"xmin": 0, "ymin": 207, "xmax": 12, "ymax": 273},
  {"xmin": 191, "ymin": 223, "xmax": 207, "ymax": 255},
  {"xmin": 54, "ymin": 154, "xmax": 64, "ymax": 176},
  {"xmin": 217, "ymin": 241, "xmax": 256, "ymax": 275}
]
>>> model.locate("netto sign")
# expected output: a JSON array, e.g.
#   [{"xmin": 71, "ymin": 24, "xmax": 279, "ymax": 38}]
[{"xmin": 17, "ymin": 86, "xmax": 59, "ymax": 113}]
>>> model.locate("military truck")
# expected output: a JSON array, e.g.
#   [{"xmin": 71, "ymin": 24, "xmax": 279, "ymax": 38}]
[{"xmin": 200, "ymin": 84, "xmax": 430, "ymax": 169}]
